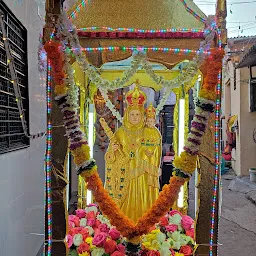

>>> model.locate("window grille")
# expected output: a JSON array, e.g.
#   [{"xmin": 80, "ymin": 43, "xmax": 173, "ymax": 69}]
[{"xmin": 0, "ymin": 1, "xmax": 29, "ymax": 154}]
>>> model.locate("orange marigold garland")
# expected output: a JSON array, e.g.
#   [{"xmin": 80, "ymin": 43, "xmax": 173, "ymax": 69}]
[{"xmin": 83, "ymin": 169, "xmax": 186, "ymax": 239}]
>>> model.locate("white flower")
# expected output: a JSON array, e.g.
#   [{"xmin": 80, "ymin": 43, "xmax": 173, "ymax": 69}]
[
  {"xmin": 156, "ymin": 232, "xmax": 166, "ymax": 243},
  {"xmin": 96, "ymin": 214, "xmax": 111, "ymax": 227},
  {"xmin": 167, "ymin": 237, "xmax": 181, "ymax": 250},
  {"xmin": 85, "ymin": 205, "xmax": 98, "ymax": 214},
  {"xmin": 80, "ymin": 218, "xmax": 87, "ymax": 227},
  {"xmin": 169, "ymin": 213, "xmax": 182, "ymax": 225},
  {"xmin": 170, "ymin": 231, "xmax": 181, "ymax": 242},
  {"xmin": 91, "ymin": 247, "xmax": 105, "ymax": 256},
  {"xmin": 181, "ymin": 234, "xmax": 195, "ymax": 245},
  {"xmin": 86, "ymin": 226, "xmax": 94, "ymax": 236},
  {"xmin": 159, "ymin": 241, "xmax": 171, "ymax": 256},
  {"xmin": 73, "ymin": 234, "xmax": 83, "ymax": 247},
  {"xmin": 173, "ymin": 241, "xmax": 182, "ymax": 250}
]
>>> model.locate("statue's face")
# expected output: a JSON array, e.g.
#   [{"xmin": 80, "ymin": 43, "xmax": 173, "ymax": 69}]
[
  {"xmin": 146, "ymin": 117, "xmax": 156, "ymax": 128},
  {"xmin": 128, "ymin": 110, "xmax": 142, "ymax": 125}
]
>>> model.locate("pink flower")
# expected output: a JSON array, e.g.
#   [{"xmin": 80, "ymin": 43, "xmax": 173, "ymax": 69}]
[
  {"xmin": 68, "ymin": 215, "xmax": 80, "ymax": 227},
  {"xmin": 117, "ymin": 244, "xmax": 125, "ymax": 254},
  {"xmin": 92, "ymin": 232, "xmax": 107, "ymax": 247},
  {"xmin": 169, "ymin": 210, "xmax": 182, "ymax": 216},
  {"xmin": 66, "ymin": 234, "xmax": 73, "ymax": 248},
  {"xmin": 88, "ymin": 203, "xmax": 98, "ymax": 208},
  {"xmin": 69, "ymin": 220, "xmax": 75, "ymax": 229},
  {"xmin": 87, "ymin": 218, "xmax": 95, "ymax": 227},
  {"xmin": 109, "ymin": 228, "xmax": 121, "ymax": 240},
  {"xmin": 99, "ymin": 223, "xmax": 110, "ymax": 233},
  {"xmin": 75, "ymin": 209, "xmax": 86, "ymax": 219},
  {"xmin": 181, "ymin": 215, "xmax": 194, "ymax": 231},
  {"xmin": 186, "ymin": 228, "xmax": 195, "ymax": 239},
  {"xmin": 166, "ymin": 224, "xmax": 178, "ymax": 232},
  {"xmin": 111, "ymin": 251, "xmax": 125, "ymax": 256}
]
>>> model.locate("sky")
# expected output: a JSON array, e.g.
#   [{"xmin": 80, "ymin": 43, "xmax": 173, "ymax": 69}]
[{"xmin": 194, "ymin": 0, "xmax": 256, "ymax": 38}]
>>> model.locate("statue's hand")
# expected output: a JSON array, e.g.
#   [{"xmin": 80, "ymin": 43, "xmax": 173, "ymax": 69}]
[{"xmin": 112, "ymin": 143, "xmax": 119, "ymax": 152}]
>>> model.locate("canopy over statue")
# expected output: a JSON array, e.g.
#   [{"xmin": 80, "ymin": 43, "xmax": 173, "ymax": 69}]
[{"xmin": 101, "ymin": 83, "xmax": 162, "ymax": 222}]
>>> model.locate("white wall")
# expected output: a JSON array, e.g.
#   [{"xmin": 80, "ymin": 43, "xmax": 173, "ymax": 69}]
[{"xmin": 0, "ymin": 1, "xmax": 46, "ymax": 255}]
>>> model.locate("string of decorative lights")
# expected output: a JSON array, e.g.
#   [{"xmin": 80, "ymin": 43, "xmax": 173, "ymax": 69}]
[
  {"xmin": 209, "ymin": 29, "xmax": 222, "ymax": 256},
  {"xmin": 68, "ymin": 0, "xmax": 90, "ymax": 20},
  {"xmin": 179, "ymin": 0, "xmax": 207, "ymax": 23},
  {"xmin": 45, "ymin": 62, "xmax": 53, "ymax": 256},
  {"xmin": 0, "ymin": 15, "xmax": 46, "ymax": 139},
  {"xmin": 69, "ymin": 46, "xmax": 211, "ymax": 55},
  {"xmin": 77, "ymin": 26, "xmax": 207, "ymax": 33}
]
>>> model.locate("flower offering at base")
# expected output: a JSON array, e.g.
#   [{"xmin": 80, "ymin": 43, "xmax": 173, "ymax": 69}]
[{"xmin": 67, "ymin": 205, "xmax": 195, "ymax": 256}]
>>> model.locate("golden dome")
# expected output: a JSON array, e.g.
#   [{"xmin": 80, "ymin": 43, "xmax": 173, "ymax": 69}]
[{"xmin": 68, "ymin": 0, "xmax": 206, "ymax": 30}]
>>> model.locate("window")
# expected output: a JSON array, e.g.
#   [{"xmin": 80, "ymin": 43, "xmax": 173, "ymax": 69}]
[{"xmin": 0, "ymin": 1, "xmax": 29, "ymax": 154}]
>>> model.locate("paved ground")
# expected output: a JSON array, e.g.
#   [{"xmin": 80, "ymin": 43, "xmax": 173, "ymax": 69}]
[
  {"xmin": 190, "ymin": 171, "xmax": 256, "ymax": 256},
  {"xmin": 218, "ymin": 173, "xmax": 256, "ymax": 256}
]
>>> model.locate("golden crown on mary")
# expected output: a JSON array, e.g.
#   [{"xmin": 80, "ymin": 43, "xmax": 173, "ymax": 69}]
[{"xmin": 125, "ymin": 81, "xmax": 147, "ymax": 106}]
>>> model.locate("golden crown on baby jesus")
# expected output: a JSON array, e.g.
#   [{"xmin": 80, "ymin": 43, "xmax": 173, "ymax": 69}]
[
  {"xmin": 145, "ymin": 103, "xmax": 156, "ymax": 118},
  {"xmin": 125, "ymin": 85, "xmax": 147, "ymax": 106}
]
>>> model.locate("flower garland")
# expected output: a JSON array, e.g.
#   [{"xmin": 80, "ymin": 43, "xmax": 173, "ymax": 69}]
[
  {"xmin": 173, "ymin": 48, "xmax": 225, "ymax": 176},
  {"xmin": 44, "ymin": 18, "xmax": 224, "ymax": 241},
  {"xmin": 98, "ymin": 87, "xmax": 123, "ymax": 123}
]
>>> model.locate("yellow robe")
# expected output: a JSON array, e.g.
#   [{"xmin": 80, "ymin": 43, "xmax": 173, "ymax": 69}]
[{"xmin": 105, "ymin": 126, "xmax": 161, "ymax": 223}]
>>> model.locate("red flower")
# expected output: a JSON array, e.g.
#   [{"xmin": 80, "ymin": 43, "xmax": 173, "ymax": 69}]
[
  {"xmin": 159, "ymin": 216, "xmax": 169, "ymax": 226},
  {"xmin": 87, "ymin": 211, "xmax": 96, "ymax": 219},
  {"xmin": 80, "ymin": 228, "xmax": 89, "ymax": 240},
  {"xmin": 179, "ymin": 245, "xmax": 193, "ymax": 256},
  {"xmin": 111, "ymin": 251, "xmax": 125, "ymax": 256},
  {"xmin": 170, "ymin": 248, "xmax": 175, "ymax": 256},
  {"xmin": 104, "ymin": 240, "xmax": 117, "ymax": 254},
  {"xmin": 77, "ymin": 243, "xmax": 90, "ymax": 254},
  {"xmin": 116, "ymin": 244, "xmax": 125, "ymax": 254},
  {"xmin": 95, "ymin": 219, "xmax": 101, "ymax": 228},
  {"xmin": 185, "ymin": 228, "xmax": 195, "ymax": 239},
  {"xmin": 146, "ymin": 250, "xmax": 160, "ymax": 256}
]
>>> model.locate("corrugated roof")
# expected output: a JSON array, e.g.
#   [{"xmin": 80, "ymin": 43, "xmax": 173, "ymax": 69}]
[{"xmin": 236, "ymin": 44, "xmax": 256, "ymax": 68}]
